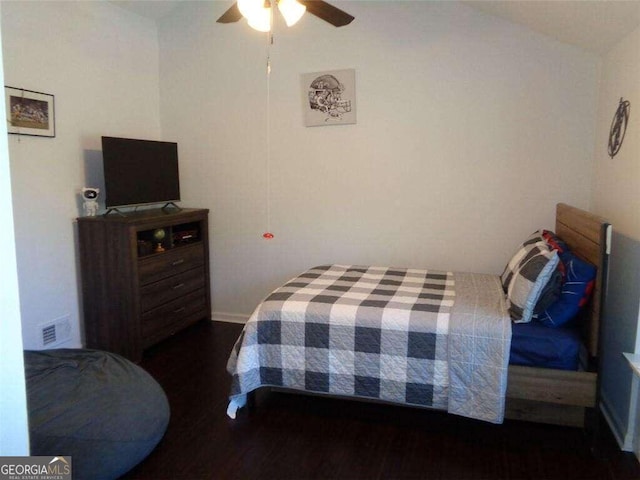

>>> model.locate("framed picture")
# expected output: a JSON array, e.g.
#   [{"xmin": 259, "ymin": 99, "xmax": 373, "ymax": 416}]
[
  {"xmin": 301, "ymin": 69, "xmax": 356, "ymax": 127},
  {"xmin": 5, "ymin": 86, "xmax": 55, "ymax": 137}
]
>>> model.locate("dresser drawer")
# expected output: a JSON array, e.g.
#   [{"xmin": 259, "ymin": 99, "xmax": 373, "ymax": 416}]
[
  {"xmin": 138, "ymin": 243, "xmax": 204, "ymax": 285},
  {"xmin": 140, "ymin": 266, "xmax": 205, "ymax": 312},
  {"xmin": 141, "ymin": 288, "xmax": 208, "ymax": 343}
]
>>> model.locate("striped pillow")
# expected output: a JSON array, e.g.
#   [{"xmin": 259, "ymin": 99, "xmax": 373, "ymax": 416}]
[{"xmin": 506, "ymin": 243, "xmax": 560, "ymax": 323}]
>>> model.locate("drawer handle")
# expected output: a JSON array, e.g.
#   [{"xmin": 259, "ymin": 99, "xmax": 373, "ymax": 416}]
[
  {"xmin": 172, "ymin": 283, "xmax": 185, "ymax": 290},
  {"xmin": 173, "ymin": 306, "xmax": 186, "ymax": 314},
  {"xmin": 172, "ymin": 259, "xmax": 185, "ymax": 266}
]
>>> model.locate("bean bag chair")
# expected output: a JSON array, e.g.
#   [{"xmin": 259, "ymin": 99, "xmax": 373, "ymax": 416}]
[{"xmin": 25, "ymin": 349, "xmax": 169, "ymax": 480}]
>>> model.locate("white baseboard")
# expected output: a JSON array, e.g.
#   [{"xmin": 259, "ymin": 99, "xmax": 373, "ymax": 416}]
[
  {"xmin": 211, "ymin": 312, "xmax": 250, "ymax": 324},
  {"xmin": 600, "ymin": 394, "xmax": 633, "ymax": 451}
]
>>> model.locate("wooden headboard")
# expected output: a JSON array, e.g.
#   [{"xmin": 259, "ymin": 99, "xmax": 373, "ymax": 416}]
[{"xmin": 555, "ymin": 203, "xmax": 611, "ymax": 359}]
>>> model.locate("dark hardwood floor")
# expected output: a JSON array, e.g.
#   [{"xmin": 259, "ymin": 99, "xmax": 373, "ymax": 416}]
[{"xmin": 122, "ymin": 320, "xmax": 640, "ymax": 480}]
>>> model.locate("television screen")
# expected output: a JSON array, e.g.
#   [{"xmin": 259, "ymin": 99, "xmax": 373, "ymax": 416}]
[{"xmin": 102, "ymin": 136, "xmax": 180, "ymax": 208}]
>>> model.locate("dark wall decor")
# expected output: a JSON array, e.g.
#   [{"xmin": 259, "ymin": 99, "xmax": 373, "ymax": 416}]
[
  {"xmin": 4, "ymin": 86, "xmax": 55, "ymax": 137},
  {"xmin": 608, "ymin": 97, "xmax": 630, "ymax": 158}
]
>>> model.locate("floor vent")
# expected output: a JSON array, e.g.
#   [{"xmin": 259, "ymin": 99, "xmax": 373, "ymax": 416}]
[{"xmin": 41, "ymin": 316, "xmax": 71, "ymax": 347}]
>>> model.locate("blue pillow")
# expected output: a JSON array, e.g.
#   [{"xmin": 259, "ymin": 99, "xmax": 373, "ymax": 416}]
[{"xmin": 536, "ymin": 250, "xmax": 596, "ymax": 328}]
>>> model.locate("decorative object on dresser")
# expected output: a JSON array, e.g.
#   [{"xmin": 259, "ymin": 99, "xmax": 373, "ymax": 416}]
[
  {"xmin": 81, "ymin": 187, "xmax": 99, "ymax": 217},
  {"xmin": 77, "ymin": 208, "xmax": 211, "ymax": 362}
]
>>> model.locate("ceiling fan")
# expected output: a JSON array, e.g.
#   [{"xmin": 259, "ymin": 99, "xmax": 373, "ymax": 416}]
[{"xmin": 217, "ymin": 0, "xmax": 355, "ymax": 32}]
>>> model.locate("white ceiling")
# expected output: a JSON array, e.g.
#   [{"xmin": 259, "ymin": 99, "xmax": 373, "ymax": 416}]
[
  {"xmin": 112, "ymin": 0, "xmax": 640, "ymax": 55},
  {"xmin": 463, "ymin": 0, "xmax": 640, "ymax": 56},
  {"xmin": 110, "ymin": 0, "xmax": 183, "ymax": 20}
]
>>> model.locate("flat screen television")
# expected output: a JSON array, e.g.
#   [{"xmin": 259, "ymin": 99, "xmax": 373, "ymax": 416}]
[{"xmin": 102, "ymin": 136, "xmax": 180, "ymax": 209}]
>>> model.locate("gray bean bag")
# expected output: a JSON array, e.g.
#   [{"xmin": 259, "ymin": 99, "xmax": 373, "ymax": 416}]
[{"xmin": 25, "ymin": 349, "xmax": 169, "ymax": 480}]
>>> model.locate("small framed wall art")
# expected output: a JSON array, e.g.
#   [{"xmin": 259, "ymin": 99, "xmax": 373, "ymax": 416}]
[
  {"xmin": 5, "ymin": 86, "xmax": 55, "ymax": 137},
  {"xmin": 301, "ymin": 69, "xmax": 356, "ymax": 127}
]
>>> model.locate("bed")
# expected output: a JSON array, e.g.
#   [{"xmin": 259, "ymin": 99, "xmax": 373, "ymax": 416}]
[{"xmin": 227, "ymin": 203, "xmax": 610, "ymax": 427}]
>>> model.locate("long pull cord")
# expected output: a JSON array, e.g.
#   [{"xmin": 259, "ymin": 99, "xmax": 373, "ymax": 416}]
[{"xmin": 263, "ymin": 21, "xmax": 275, "ymax": 240}]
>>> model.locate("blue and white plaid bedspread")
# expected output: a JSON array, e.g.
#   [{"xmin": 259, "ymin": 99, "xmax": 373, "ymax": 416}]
[{"xmin": 227, "ymin": 265, "xmax": 511, "ymax": 423}]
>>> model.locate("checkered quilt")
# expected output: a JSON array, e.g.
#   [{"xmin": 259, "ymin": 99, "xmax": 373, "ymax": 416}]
[{"xmin": 227, "ymin": 265, "xmax": 511, "ymax": 423}]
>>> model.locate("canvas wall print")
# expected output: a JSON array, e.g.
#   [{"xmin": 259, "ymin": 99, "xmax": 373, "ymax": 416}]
[
  {"xmin": 301, "ymin": 69, "xmax": 356, "ymax": 127},
  {"xmin": 5, "ymin": 86, "xmax": 55, "ymax": 137}
]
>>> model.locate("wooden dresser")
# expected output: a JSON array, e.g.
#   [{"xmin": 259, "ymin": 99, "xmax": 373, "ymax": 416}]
[{"xmin": 77, "ymin": 208, "xmax": 211, "ymax": 361}]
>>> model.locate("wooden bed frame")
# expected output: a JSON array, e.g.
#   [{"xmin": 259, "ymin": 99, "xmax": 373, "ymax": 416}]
[{"xmin": 504, "ymin": 203, "xmax": 611, "ymax": 427}]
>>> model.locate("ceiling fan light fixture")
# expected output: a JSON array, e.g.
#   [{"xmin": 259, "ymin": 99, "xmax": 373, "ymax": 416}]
[
  {"xmin": 278, "ymin": 0, "xmax": 306, "ymax": 27},
  {"xmin": 216, "ymin": 1, "xmax": 354, "ymax": 29},
  {"xmin": 237, "ymin": 0, "xmax": 271, "ymax": 31},
  {"xmin": 237, "ymin": 0, "xmax": 262, "ymax": 19},
  {"xmin": 247, "ymin": 9, "xmax": 271, "ymax": 32}
]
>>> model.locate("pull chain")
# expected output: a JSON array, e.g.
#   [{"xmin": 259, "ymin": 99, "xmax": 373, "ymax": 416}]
[{"xmin": 262, "ymin": 27, "xmax": 274, "ymax": 240}]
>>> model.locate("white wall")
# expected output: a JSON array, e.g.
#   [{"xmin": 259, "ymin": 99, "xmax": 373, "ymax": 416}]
[
  {"xmin": 591, "ymin": 24, "xmax": 640, "ymax": 451},
  {"xmin": 592, "ymin": 26, "xmax": 640, "ymax": 240},
  {"xmin": 157, "ymin": 1, "xmax": 600, "ymax": 318},
  {"xmin": 1, "ymin": 1, "xmax": 162, "ymax": 348},
  {"xmin": 0, "ymin": 2, "xmax": 29, "ymax": 454},
  {"xmin": 0, "ymin": 1, "xmax": 607, "ymax": 348}
]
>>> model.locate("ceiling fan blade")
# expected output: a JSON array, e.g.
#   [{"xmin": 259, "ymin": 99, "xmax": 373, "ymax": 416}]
[
  {"xmin": 299, "ymin": 1, "xmax": 355, "ymax": 27},
  {"xmin": 217, "ymin": 3, "xmax": 243, "ymax": 23}
]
